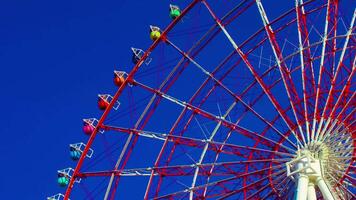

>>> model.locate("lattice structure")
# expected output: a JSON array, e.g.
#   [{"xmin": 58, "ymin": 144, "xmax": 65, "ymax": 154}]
[{"xmin": 49, "ymin": 1, "xmax": 355, "ymax": 199}]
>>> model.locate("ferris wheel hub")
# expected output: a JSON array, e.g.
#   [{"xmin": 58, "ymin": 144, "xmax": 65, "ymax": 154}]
[
  {"xmin": 286, "ymin": 149, "xmax": 335, "ymax": 200},
  {"xmin": 285, "ymin": 128, "xmax": 354, "ymax": 200}
]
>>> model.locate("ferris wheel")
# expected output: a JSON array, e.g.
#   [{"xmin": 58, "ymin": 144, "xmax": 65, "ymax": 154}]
[{"xmin": 48, "ymin": 0, "xmax": 355, "ymax": 199}]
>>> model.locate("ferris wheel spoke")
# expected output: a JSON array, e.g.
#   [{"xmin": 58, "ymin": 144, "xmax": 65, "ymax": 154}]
[
  {"xmin": 145, "ymin": 34, "xmax": 283, "ymax": 198},
  {"xmin": 335, "ymin": 92, "xmax": 356, "ymax": 121},
  {"xmin": 334, "ymin": 170, "xmax": 356, "ymax": 184},
  {"xmin": 156, "ymin": 32, "xmax": 306, "ymax": 198},
  {"xmin": 216, "ymin": 169, "xmax": 286, "ymax": 199},
  {"xmin": 327, "ymin": 160, "xmax": 355, "ymax": 170},
  {"xmin": 272, "ymin": 175, "xmax": 293, "ymax": 198},
  {"xmin": 312, "ymin": 0, "xmax": 340, "ymax": 142},
  {"xmin": 329, "ymin": 0, "xmax": 339, "ymax": 76},
  {"xmin": 245, "ymin": 178, "xmax": 276, "ymax": 200},
  {"xmin": 202, "ymin": 0, "xmax": 305, "ymax": 148},
  {"xmin": 142, "ymin": 40, "xmax": 232, "ymax": 200},
  {"xmin": 188, "ymin": 102, "xmax": 242, "ymax": 200},
  {"xmin": 207, "ymin": 166, "xmax": 280, "ymax": 199},
  {"xmin": 316, "ymin": 117, "xmax": 337, "ymax": 142},
  {"xmin": 247, "ymin": 169, "xmax": 289, "ymax": 200},
  {"xmin": 154, "ymin": 177, "xmax": 236, "ymax": 199},
  {"xmin": 283, "ymin": 180, "xmax": 298, "ymax": 198},
  {"xmin": 143, "ymin": 49, "xmax": 285, "ymax": 199},
  {"xmin": 323, "ymin": 130, "xmax": 353, "ymax": 148},
  {"xmin": 181, "ymin": 51, "xmax": 303, "ymax": 152},
  {"xmin": 322, "ymin": 139, "xmax": 353, "ymax": 154},
  {"xmin": 332, "ymin": 106, "xmax": 355, "ymax": 137},
  {"xmin": 317, "ymin": 100, "xmax": 355, "ymax": 143},
  {"xmin": 344, "ymin": 116, "xmax": 356, "ymax": 128},
  {"xmin": 159, "ymin": 60, "xmax": 279, "ymax": 200},
  {"xmin": 295, "ymin": 0, "xmax": 318, "ymax": 144},
  {"xmin": 154, "ymin": 164, "xmax": 285, "ymax": 199},
  {"xmin": 131, "ymin": 80, "xmax": 298, "ymax": 154},
  {"xmin": 326, "ymin": 172, "xmax": 356, "ymax": 198},
  {"xmin": 101, "ymin": 125, "xmax": 295, "ymax": 158},
  {"xmin": 231, "ymin": 41, "xmax": 353, "ymax": 149},
  {"xmin": 164, "ymin": 38, "xmax": 298, "ymax": 151},
  {"xmin": 329, "ymin": 57, "xmax": 355, "ymax": 119},
  {"xmin": 255, "ymin": 0, "xmax": 307, "ymax": 145},
  {"xmin": 282, "ymin": 33, "xmax": 353, "ymax": 66},
  {"xmin": 320, "ymin": 9, "xmax": 356, "ymax": 122},
  {"xmin": 198, "ymin": 101, "xmax": 297, "ymax": 198},
  {"xmin": 261, "ymin": 178, "xmax": 293, "ymax": 200},
  {"xmin": 76, "ymin": 158, "xmax": 287, "ymax": 179},
  {"xmin": 238, "ymin": 112, "xmax": 294, "ymax": 197},
  {"xmin": 186, "ymin": 11, "xmax": 293, "ymax": 118},
  {"xmin": 184, "ymin": 63, "xmax": 304, "ymax": 177},
  {"xmin": 249, "ymin": 170, "xmax": 289, "ymax": 199},
  {"xmin": 104, "ymin": 89, "xmax": 169, "ymax": 199}
]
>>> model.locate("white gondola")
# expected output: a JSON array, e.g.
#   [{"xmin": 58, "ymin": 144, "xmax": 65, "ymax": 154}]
[
  {"xmin": 47, "ymin": 193, "xmax": 68, "ymax": 200},
  {"xmin": 131, "ymin": 47, "xmax": 152, "ymax": 65}
]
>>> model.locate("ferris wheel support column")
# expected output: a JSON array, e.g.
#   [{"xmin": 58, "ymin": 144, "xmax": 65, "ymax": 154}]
[
  {"xmin": 287, "ymin": 150, "xmax": 337, "ymax": 200},
  {"xmin": 295, "ymin": 173, "xmax": 308, "ymax": 200},
  {"xmin": 307, "ymin": 182, "xmax": 316, "ymax": 200},
  {"xmin": 315, "ymin": 177, "xmax": 335, "ymax": 200}
]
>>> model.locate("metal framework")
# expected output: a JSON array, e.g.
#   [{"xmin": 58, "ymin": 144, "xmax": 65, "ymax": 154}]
[{"xmin": 49, "ymin": 0, "xmax": 355, "ymax": 199}]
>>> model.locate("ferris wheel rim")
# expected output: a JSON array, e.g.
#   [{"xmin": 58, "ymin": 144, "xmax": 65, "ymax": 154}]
[{"xmin": 63, "ymin": 1, "xmax": 202, "ymax": 198}]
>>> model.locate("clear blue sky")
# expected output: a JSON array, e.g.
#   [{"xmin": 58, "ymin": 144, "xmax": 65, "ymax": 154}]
[
  {"xmin": 0, "ymin": 0, "xmax": 354, "ymax": 199},
  {"xmin": 0, "ymin": 0, "xmax": 176, "ymax": 198}
]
